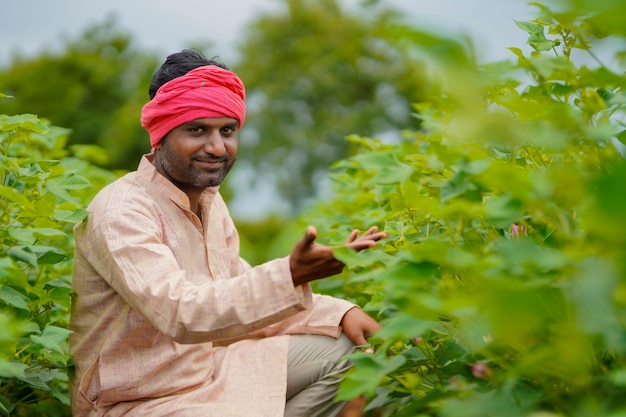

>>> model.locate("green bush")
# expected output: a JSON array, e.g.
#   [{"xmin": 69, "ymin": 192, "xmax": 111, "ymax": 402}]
[
  {"xmin": 0, "ymin": 106, "xmax": 118, "ymax": 416},
  {"xmin": 295, "ymin": 3, "xmax": 626, "ymax": 416}
]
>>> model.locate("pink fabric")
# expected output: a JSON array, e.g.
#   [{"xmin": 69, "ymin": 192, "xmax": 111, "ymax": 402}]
[{"xmin": 141, "ymin": 65, "xmax": 246, "ymax": 147}]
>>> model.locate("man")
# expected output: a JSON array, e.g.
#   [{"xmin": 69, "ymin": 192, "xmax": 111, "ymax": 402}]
[{"xmin": 69, "ymin": 50, "xmax": 386, "ymax": 417}]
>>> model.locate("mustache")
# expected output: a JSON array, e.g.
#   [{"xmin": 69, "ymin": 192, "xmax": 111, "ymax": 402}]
[{"xmin": 193, "ymin": 154, "xmax": 229, "ymax": 162}]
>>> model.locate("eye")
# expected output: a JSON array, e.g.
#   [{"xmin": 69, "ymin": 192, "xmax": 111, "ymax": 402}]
[
  {"xmin": 189, "ymin": 126, "xmax": 204, "ymax": 133},
  {"xmin": 221, "ymin": 126, "xmax": 237, "ymax": 135}
]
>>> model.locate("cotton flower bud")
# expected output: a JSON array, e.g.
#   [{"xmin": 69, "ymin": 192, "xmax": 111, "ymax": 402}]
[
  {"xmin": 471, "ymin": 363, "xmax": 492, "ymax": 379},
  {"xmin": 510, "ymin": 224, "xmax": 527, "ymax": 238}
]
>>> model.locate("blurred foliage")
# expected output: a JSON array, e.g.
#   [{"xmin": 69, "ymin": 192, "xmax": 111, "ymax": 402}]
[
  {"xmin": 234, "ymin": 0, "xmax": 428, "ymax": 212},
  {"xmin": 0, "ymin": 110, "xmax": 118, "ymax": 415},
  {"xmin": 282, "ymin": 1, "xmax": 626, "ymax": 415},
  {"xmin": 0, "ymin": 17, "xmax": 159, "ymax": 172},
  {"xmin": 0, "ymin": 0, "xmax": 430, "ymax": 216},
  {"xmin": 237, "ymin": 216, "xmax": 291, "ymax": 266}
]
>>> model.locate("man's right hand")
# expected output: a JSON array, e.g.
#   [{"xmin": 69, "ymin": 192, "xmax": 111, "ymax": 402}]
[{"xmin": 289, "ymin": 225, "xmax": 386, "ymax": 286}]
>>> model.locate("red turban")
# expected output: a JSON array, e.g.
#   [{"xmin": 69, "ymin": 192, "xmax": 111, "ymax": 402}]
[{"xmin": 140, "ymin": 65, "xmax": 246, "ymax": 147}]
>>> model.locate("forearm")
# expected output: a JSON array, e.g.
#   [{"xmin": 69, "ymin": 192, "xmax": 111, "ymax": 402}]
[{"xmin": 213, "ymin": 293, "xmax": 356, "ymax": 346}]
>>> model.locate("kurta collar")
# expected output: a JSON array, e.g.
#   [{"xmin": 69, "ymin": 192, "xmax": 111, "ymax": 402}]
[{"xmin": 136, "ymin": 154, "xmax": 219, "ymax": 212}]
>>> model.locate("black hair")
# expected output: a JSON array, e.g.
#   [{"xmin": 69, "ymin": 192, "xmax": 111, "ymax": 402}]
[{"xmin": 148, "ymin": 49, "xmax": 229, "ymax": 99}]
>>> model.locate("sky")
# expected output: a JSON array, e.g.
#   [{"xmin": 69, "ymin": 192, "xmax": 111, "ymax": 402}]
[
  {"xmin": 1, "ymin": 0, "xmax": 536, "ymax": 217},
  {"xmin": 1, "ymin": 0, "xmax": 536, "ymax": 66}
]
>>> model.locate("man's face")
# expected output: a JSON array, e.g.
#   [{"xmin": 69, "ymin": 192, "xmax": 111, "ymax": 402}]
[{"xmin": 155, "ymin": 117, "xmax": 239, "ymax": 190}]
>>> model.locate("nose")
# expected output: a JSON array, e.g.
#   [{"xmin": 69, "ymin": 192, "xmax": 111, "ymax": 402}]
[{"xmin": 203, "ymin": 131, "xmax": 226, "ymax": 156}]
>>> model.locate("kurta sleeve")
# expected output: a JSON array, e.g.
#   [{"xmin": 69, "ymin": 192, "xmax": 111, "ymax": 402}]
[
  {"xmin": 215, "ymin": 194, "xmax": 357, "ymax": 343},
  {"xmin": 212, "ymin": 293, "xmax": 358, "ymax": 347},
  {"xmin": 77, "ymin": 200, "xmax": 312, "ymax": 344}
]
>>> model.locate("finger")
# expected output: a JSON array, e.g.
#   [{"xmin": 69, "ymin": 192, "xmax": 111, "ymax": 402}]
[
  {"xmin": 373, "ymin": 231, "xmax": 387, "ymax": 241},
  {"xmin": 345, "ymin": 229, "xmax": 360, "ymax": 244},
  {"xmin": 292, "ymin": 226, "xmax": 318, "ymax": 254},
  {"xmin": 362, "ymin": 226, "xmax": 379, "ymax": 236},
  {"xmin": 347, "ymin": 240, "xmax": 377, "ymax": 251},
  {"xmin": 359, "ymin": 231, "xmax": 387, "ymax": 242},
  {"xmin": 347, "ymin": 233, "xmax": 387, "ymax": 250},
  {"xmin": 302, "ymin": 226, "xmax": 317, "ymax": 246},
  {"xmin": 353, "ymin": 333, "xmax": 368, "ymax": 346}
]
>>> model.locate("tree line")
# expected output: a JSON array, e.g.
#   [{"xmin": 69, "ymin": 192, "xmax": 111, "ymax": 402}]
[{"xmin": 0, "ymin": 0, "xmax": 426, "ymax": 216}]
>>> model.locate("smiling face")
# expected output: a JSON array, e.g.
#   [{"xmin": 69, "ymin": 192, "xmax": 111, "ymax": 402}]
[{"xmin": 153, "ymin": 117, "xmax": 239, "ymax": 193}]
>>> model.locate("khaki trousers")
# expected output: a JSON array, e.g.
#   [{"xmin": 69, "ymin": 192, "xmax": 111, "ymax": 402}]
[{"xmin": 284, "ymin": 334, "xmax": 356, "ymax": 417}]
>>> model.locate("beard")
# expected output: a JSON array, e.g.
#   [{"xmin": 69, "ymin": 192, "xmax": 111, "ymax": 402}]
[{"xmin": 159, "ymin": 146, "xmax": 236, "ymax": 189}]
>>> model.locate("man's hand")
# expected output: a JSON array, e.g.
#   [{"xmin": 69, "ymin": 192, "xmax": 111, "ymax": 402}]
[
  {"xmin": 340, "ymin": 307, "xmax": 380, "ymax": 347},
  {"xmin": 289, "ymin": 225, "xmax": 386, "ymax": 286}
]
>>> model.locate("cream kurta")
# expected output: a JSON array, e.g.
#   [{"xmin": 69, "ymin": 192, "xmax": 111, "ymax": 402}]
[{"xmin": 69, "ymin": 155, "xmax": 355, "ymax": 416}]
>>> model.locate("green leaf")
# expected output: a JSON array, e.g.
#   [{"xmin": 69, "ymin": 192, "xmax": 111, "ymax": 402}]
[
  {"xmin": 609, "ymin": 369, "xmax": 626, "ymax": 387},
  {"xmin": 377, "ymin": 314, "xmax": 437, "ymax": 339},
  {"xmin": 594, "ymin": 160, "xmax": 626, "ymax": 220},
  {"xmin": 389, "ymin": 180, "xmax": 421, "ymax": 212},
  {"xmin": 53, "ymin": 208, "xmax": 90, "ymax": 223},
  {"xmin": 337, "ymin": 353, "xmax": 406, "ymax": 399},
  {"xmin": 0, "ymin": 395, "xmax": 12, "ymax": 414},
  {"xmin": 496, "ymin": 239, "xmax": 569, "ymax": 272},
  {"xmin": 8, "ymin": 227, "xmax": 67, "ymax": 244},
  {"xmin": 406, "ymin": 239, "xmax": 451, "ymax": 265},
  {"xmin": 37, "ymin": 252, "xmax": 68, "ymax": 265},
  {"xmin": 0, "ymin": 313, "xmax": 19, "ymax": 344},
  {"xmin": 30, "ymin": 325, "xmax": 72, "ymax": 355},
  {"xmin": 0, "ymin": 359, "xmax": 27, "ymax": 378},
  {"xmin": 446, "ymin": 247, "xmax": 477, "ymax": 269},
  {"xmin": 441, "ymin": 170, "xmax": 475, "ymax": 201},
  {"xmin": 332, "ymin": 247, "xmax": 393, "ymax": 269},
  {"xmin": 0, "ymin": 285, "xmax": 30, "ymax": 310},
  {"xmin": 44, "ymin": 287, "xmax": 72, "ymax": 310},
  {"xmin": 44, "ymin": 276, "xmax": 73, "ymax": 290},
  {"xmin": 9, "ymin": 244, "xmax": 68, "ymax": 265},
  {"xmin": 507, "ymin": 47, "xmax": 525, "ymax": 59},
  {"xmin": 514, "ymin": 20, "xmax": 544, "ymax": 34},
  {"xmin": 19, "ymin": 321, "xmax": 41, "ymax": 335},
  {"xmin": 550, "ymin": 82, "xmax": 576, "ymax": 96},
  {"xmin": 484, "ymin": 195, "xmax": 524, "ymax": 227},
  {"xmin": 0, "ymin": 185, "xmax": 35, "ymax": 210},
  {"xmin": 528, "ymin": 34, "xmax": 556, "ymax": 51},
  {"xmin": 439, "ymin": 390, "xmax": 530, "ymax": 417},
  {"xmin": 45, "ymin": 172, "xmax": 91, "ymax": 200},
  {"xmin": 21, "ymin": 366, "xmax": 52, "ymax": 390},
  {"xmin": 30, "ymin": 125, "xmax": 72, "ymax": 149},
  {"xmin": 23, "ymin": 193, "xmax": 57, "ymax": 218},
  {"xmin": 352, "ymin": 152, "xmax": 413, "ymax": 184},
  {"xmin": 0, "ymin": 257, "xmax": 29, "ymax": 288},
  {"xmin": 530, "ymin": 55, "xmax": 576, "ymax": 80},
  {"xmin": 393, "ymin": 390, "xmax": 448, "ymax": 417},
  {"xmin": 7, "ymin": 246, "xmax": 38, "ymax": 267},
  {"xmin": 615, "ymin": 130, "xmax": 626, "ymax": 145},
  {"xmin": 566, "ymin": 258, "xmax": 622, "ymax": 351},
  {"xmin": 50, "ymin": 172, "xmax": 91, "ymax": 190},
  {"xmin": 0, "ymin": 114, "xmax": 49, "ymax": 134},
  {"xmin": 382, "ymin": 262, "xmax": 438, "ymax": 297}
]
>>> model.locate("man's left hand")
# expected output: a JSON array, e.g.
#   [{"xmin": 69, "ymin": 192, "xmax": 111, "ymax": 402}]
[{"xmin": 340, "ymin": 307, "xmax": 380, "ymax": 347}]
